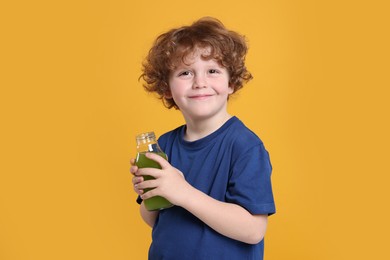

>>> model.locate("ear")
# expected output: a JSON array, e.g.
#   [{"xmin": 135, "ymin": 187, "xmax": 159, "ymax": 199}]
[{"xmin": 228, "ymin": 85, "xmax": 234, "ymax": 95}]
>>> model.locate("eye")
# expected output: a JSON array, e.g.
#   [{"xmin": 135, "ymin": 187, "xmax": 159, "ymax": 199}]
[
  {"xmin": 208, "ymin": 69, "xmax": 219, "ymax": 74},
  {"xmin": 178, "ymin": 71, "xmax": 192, "ymax": 77}
]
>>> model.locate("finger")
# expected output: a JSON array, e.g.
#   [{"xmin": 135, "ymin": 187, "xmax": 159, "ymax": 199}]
[
  {"xmin": 132, "ymin": 176, "xmax": 143, "ymax": 185},
  {"xmin": 130, "ymin": 158, "xmax": 136, "ymax": 166},
  {"xmin": 130, "ymin": 165, "xmax": 138, "ymax": 175},
  {"xmin": 145, "ymin": 152, "xmax": 169, "ymax": 168},
  {"xmin": 140, "ymin": 188, "xmax": 157, "ymax": 200},
  {"xmin": 133, "ymin": 179, "xmax": 145, "ymax": 195},
  {"xmin": 133, "ymin": 185, "xmax": 144, "ymax": 195},
  {"xmin": 136, "ymin": 179, "xmax": 158, "ymax": 190},
  {"xmin": 136, "ymin": 168, "xmax": 162, "ymax": 178}
]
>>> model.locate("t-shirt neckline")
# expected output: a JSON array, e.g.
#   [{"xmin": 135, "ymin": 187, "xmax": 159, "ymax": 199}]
[{"xmin": 179, "ymin": 116, "xmax": 238, "ymax": 150}]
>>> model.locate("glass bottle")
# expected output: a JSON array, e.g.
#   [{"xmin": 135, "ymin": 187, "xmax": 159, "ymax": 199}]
[{"xmin": 135, "ymin": 132, "xmax": 173, "ymax": 211}]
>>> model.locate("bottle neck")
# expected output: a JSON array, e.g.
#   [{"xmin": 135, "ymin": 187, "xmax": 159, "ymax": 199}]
[
  {"xmin": 137, "ymin": 142, "xmax": 157, "ymax": 153},
  {"xmin": 136, "ymin": 132, "xmax": 159, "ymax": 153}
]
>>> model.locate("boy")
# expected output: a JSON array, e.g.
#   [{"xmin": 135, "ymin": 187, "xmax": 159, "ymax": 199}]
[{"xmin": 130, "ymin": 17, "xmax": 275, "ymax": 259}]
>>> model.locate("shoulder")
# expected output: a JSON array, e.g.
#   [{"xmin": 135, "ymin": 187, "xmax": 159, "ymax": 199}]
[
  {"xmin": 157, "ymin": 125, "xmax": 183, "ymax": 149},
  {"xmin": 223, "ymin": 118, "xmax": 271, "ymax": 167},
  {"xmin": 226, "ymin": 117, "xmax": 264, "ymax": 150}
]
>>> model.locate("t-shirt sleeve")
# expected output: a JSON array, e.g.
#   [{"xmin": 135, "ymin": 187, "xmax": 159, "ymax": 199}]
[{"xmin": 226, "ymin": 143, "xmax": 276, "ymax": 215}]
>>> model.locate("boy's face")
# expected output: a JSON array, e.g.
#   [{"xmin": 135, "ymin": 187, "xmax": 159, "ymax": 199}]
[{"xmin": 167, "ymin": 48, "xmax": 233, "ymax": 122}]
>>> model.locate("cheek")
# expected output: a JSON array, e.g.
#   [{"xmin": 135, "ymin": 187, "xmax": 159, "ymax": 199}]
[
  {"xmin": 168, "ymin": 80, "xmax": 186, "ymax": 96},
  {"xmin": 222, "ymin": 78, "xmax": 234, "ymax": 94},
  {"xmin": 167, "ymin": 86, "xmax": 182, "ymax": 102}
]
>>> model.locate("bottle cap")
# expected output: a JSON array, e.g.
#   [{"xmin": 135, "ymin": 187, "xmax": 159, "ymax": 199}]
[{"xmin": 136, "ymin": 132, "xmax": 156, "ymax": 144}]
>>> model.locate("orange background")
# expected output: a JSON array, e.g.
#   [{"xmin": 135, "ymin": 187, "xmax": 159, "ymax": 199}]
[{"xmin": 1, "ymin": 0, "xmax": 389, "ymax": 259}]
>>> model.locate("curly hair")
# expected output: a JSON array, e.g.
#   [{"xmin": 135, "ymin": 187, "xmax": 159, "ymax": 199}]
[{"xmin": 140, "ymin": 17, "xmax": 253, "ymax": 109}]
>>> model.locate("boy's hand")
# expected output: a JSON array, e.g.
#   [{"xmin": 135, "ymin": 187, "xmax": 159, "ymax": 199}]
[
  {"xmin": 130, "ymin": 158, "xmax": 144, "ymax": 195},
  {"xmin": 132, "ymin": 152, "xmax": 190, "ymax": 206}
]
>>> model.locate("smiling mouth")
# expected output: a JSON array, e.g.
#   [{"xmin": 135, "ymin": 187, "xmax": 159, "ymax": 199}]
[{"xmin": 188, "ymin": 94, "xmax": 213, "ymax": 99}]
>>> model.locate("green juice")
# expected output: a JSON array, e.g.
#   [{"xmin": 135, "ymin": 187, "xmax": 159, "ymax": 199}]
[{"xmin": 136, "ymin": 152, "xmax": 173, "ymax": 211}]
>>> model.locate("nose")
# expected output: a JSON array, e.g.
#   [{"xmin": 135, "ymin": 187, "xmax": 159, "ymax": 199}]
[{"xmin": 193, "ymin": 74, "xmax": 207, "ymax": 89}]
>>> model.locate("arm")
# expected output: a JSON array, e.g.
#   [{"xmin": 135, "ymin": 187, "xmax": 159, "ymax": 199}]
[
  {"xmin": 139, "ymin": 201, "xmax": 159, "ymax": 228},
  {"xmin": 135, "ymin": 153, "xmax": 268, "ymax": 244},
  {"xmin": 181, "ymin": 187, "xmax": 268, "ymax": 244}
]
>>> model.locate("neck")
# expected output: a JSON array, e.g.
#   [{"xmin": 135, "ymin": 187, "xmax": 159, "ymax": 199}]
[{"xmin": 183, "ymin": 113, "xmax": 233, "ymax": 142}]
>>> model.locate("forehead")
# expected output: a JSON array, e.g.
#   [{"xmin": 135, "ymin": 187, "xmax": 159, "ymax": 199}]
[{"xmin": 174, "ymin": 46, "xmax": 214, "ymax": 65}]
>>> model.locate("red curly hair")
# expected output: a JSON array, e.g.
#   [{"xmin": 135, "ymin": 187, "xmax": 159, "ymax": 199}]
[{"xmin": 140, "ymin": 17, "xmax": 253, "ymax": 109}]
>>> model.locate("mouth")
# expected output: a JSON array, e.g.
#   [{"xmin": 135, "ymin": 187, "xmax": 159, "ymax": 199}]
[{"xmin": 188, "ymin": 94, "xmax": 213, "ymax": 100}]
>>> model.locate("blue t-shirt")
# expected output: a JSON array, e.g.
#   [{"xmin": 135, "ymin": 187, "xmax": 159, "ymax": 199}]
[{"xmin": 140, "ymin": 116, "xmax": 275, "ymax": 259}]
